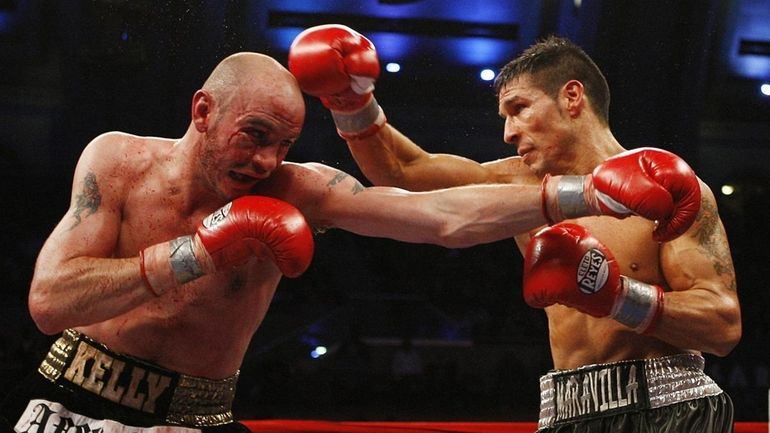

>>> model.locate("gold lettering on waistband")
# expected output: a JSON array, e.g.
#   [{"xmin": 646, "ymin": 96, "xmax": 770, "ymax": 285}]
[
  {"xmin": 81, "ymin": 349, "xmax": 113, "ymax": 394},
  {"xmin": 63, "ymin": 342, "xmax": 93, "ymax": 386},
  {"xmin": 39, "ymin": 330, "xmax": 238, "ymax": 426},
  {"xmin": 143, "ymin": 372, "xmax": 172, "ymax": 413},
  {"xmin": 101, "ymin": 359, "xmax": 127, "ymax": 404},
  {"xmin": 120, "ymin": 365, "xmax": 147, "ymax": 410},
  {"xmin": 58, "ymin": 342, "xmax": 168, "ymax": 415}
]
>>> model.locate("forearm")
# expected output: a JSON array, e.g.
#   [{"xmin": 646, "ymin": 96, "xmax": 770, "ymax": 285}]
[
  {"xmin": 346, "ymin": 124, "xmax": 409, "ymax": 187},
  {"xmin": 347, "ymin": 124, "xmax": 492, "ymax": 191},
  {"xmin": 650, "ymin": 289, "xmax": 741, "ymax": 356},
  {"xmin": 426, "ymin": 184, "xmax": 546, "ymax": 247},
  {"xmin": 338, "ymin": 184, "xmax": 546, "ymax": 248},
  {"xmin": 29, "ymin": 256, "xmax": 154, "ymax": 334}
]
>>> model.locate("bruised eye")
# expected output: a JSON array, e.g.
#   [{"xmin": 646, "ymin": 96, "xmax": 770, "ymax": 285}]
[
  {"xmin": 511, "ymin": 103, "xmax": 526, "ymax": 115},
  {"xmin": 243, "ymin": 129, "xmax": 268, "ymax": 145}
]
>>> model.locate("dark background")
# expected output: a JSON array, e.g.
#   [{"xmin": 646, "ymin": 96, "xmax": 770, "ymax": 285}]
[{"xmin": 1, "ymin": 0, "xmax": 769, "ymax": 422}]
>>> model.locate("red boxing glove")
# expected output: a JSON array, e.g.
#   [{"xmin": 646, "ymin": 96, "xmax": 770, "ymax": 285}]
[
  {"xmin": 289, "ymin": 24, "xmax": 386, "ymax": 140},
  {"xmin": 140, "ymin": 196, "xmax": 314, "ymax": 295},
  {"xmin": 523, "ymin": 223, "xmax": 663, "ymax": 334},
  {"xmin": 195, "ymin": 196, "xmax": 315, "ymax": 277},
  {"xmin": 541, "ymin": 147, "xmax": 701, "ymax": 242},
  {"xmin": 592, "ymin": 147, "xmax": 701, "ymax": 242}
]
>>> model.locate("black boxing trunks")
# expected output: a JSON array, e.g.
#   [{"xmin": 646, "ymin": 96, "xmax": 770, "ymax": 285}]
[
  {"xmin": 0, "ymin": 329, "xmax": 249, "ymax": 433},
  {"xmin": 537, "ymin": 353, "xmax": 734, "ymax": 432}
]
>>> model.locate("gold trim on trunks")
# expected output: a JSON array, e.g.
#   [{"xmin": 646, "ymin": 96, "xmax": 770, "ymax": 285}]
[
  {"xmin": 38, "ymin": 329, "xmax": 237, "ymax": 427},
  {"xmin": 38, "ymin": 329, "xmax": 80, "ymax": 382}
]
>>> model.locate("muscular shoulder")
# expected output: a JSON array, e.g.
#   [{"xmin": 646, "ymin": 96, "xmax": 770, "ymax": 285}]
[
  {"xmin": 666, "ymin": 179, "xmax": 722, "ymax": 246},
  {"xmin": 72, "ymin": 132, "xmax": 173, "ymax": 207},
  {"xmin": 262, "ymin": 161, "xmax": 353, "ymax": 187},
  {"xmin": 254, "ymin": 161, "xmax": 365, "ymax": 213},
  {"xmin": 481, "ymin": 156, "xmax": 541, "ymax": 185},
  {"xmin": 79, "ymin": 132, "xmax": 171, "ymax": 181},
  {"xmin": 81, "ymin": 132, "xmax": 146, "ymax": 170},
  {"xmin": 690, "ymin": 179, "xmax": 722, "ymax": 240},
  {"xmin": 660, "ymin": 178, "xmax": 735, "ymax": 290}
]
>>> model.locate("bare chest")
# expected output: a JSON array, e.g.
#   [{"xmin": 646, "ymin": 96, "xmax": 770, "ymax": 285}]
[
  {"xmin": 117, "ymin": 190, "xmax": 215, "ymax": 257},
  {"xmin": 113, "ymin": 188, "xmax": 281, "ymax": 316},
  {"xmin": 516, "ymin": 217, "xmax": 671, "ymax": 368},
  {"xmin": 516, "ymin": 216, "xmax": 663, "ymax": 281}
]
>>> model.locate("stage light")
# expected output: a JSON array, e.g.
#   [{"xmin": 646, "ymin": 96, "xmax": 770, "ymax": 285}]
[
  {"xmin": 721, "ymin": 184, "xmax": 735, "ymax": 196},
  {"xmin": 386, "ymin": 62, "xmax": 401, "ymax": 73},
  {"xmin": 480, "ymin": 68, "xmax": 495, "ymax": 81},
  {"xmin": 761, "ymin": 83, "xmax": 770, "ymax": 96},
  {"xmin": 310, "ymin": 345, "xmax": 327, "ymax": 359}
]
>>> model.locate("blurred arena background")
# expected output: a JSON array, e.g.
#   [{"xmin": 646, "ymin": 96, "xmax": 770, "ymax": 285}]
[{"xmin": 0, "ymin": 0, "xmax": 768, "ymax": 423}]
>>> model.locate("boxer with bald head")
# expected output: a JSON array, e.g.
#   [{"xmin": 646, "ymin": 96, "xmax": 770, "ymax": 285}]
[
  {"xmin": 0, "ymin": 50, "xmax": 693, "ymax": 433},
  {"xmin": 291, "ymin": 26, "xmax": 740, "ymax": 432}
]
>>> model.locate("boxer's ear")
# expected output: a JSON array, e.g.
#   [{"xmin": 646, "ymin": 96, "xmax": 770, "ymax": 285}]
[
  {"xmin": 561, "ymin": 80, "xmax": 585, "ymax": 119},
  {"xmin": 192, "ymin": 90, "xmax": 213, "ymax": 132}
]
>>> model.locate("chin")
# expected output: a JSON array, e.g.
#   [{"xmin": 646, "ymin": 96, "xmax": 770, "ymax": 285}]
[
  {"xmin": 223, "ymin": 180, "xmax": 259, "ymax": 199},
  {"xmin": 216, "ymin": 187, "xmax": 244, "ymax": 203},
  {"xmin": 526, "ymin": 162, "xmax": 546, "ymax": 177}
]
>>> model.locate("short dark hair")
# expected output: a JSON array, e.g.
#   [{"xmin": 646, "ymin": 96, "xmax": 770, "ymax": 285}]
[{"xmin": 494, "ymin": 35, "xmax": 611, "ymax": 125}]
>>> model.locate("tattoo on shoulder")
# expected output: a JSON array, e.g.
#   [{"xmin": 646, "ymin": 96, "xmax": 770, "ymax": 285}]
[
  {"xmin": 70, "ymin": 172, "xmax": 102, "ymax": 229},
  {"xmin": 327, "ymin": 171, "xmax": 365, "ymax": 195},
  {"xmin": 693, "ymin": 196, "xmax": 737, "ymax": 291}
]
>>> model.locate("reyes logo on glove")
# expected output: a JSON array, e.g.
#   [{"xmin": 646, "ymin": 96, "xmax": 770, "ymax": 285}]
[
  {"xmin": 203, "ymin": 202, "xmax": 233, "ymax": 229},
  {"xmin": 577, "ymin": 248, "xmax": 609, "ymax": 294}
]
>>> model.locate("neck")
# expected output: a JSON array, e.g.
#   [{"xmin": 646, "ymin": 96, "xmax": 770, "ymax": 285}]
[
  {"xmin": 164, "ymin": 125, "xmax": 224, "ymax": 213},
  {"xmin": 569, "ymin": 127, "xmax": 625, "ymax": 174}
]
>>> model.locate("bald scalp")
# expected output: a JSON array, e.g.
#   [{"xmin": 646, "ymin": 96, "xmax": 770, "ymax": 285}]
[{"xmin": 202, "ymin": 52, "xmax": 301, "ymax": 108}]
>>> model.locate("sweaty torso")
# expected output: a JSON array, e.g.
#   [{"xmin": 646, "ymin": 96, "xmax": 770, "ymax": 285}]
[
  {"xmin": 514, "ymin": 216, "xmax": 688, "ymax": 370},
  {"xmin": 76, "ymin": 135, "xmax": 299, "ymax": 379}
]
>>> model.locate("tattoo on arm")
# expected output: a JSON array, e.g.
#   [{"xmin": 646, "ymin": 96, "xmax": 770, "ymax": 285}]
[
  {"xmin": 328, "ymin": 171, "xmax": 365, "ymax": 195},
  {"xmin": 69, "ymin": 172, "xmax": 102, "ymax": 229},
  {"xmin": 693, "ymin": 197, "xmax": 737, "ymax": 291},
  {"xmin": 313, "ymin": 171, "xmax": 364, "ymax": 234}
]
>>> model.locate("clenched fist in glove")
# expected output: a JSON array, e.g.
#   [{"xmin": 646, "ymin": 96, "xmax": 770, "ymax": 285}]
[
  {"xmin": 139, "ymin": 196, "xmax": 315, "ymax": 295},
  {"xmin": 540, "ymin": 147, "xmax": 701, "ymax": 242},
  {"xmin": 289, "ymin": 24, "xmax": 386, "ymax": 140},
  {"xmin": 523, "ymin": 223, "xmax": 664, "ymax": 334}
]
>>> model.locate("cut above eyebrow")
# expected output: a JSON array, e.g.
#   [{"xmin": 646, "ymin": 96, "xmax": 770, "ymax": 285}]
[
  {"xmin": 242, "ymin": 118, "xmax": 273, "ymax": 130},
  {"xmin": 242, "ymin": 117, "xmax": 300, "ymax": 138}
]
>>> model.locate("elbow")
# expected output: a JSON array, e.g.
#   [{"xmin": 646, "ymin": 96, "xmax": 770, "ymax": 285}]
[
  {"xmin": 710, "ymin": 328, "xmax": 741, "ymax": 358},
  {"xmin": 709, "ymin": 297, "xmax": 742, "ymax": 357},
  {"xmin": 28, "ymin": 282, "xmax": 66, "ymax": 336},
  {"xmin": 432, "ymin": 221, "xmax": 479, "ymax": 249},
  {"xmin": 713, "ymin": 325, "xmax": 741, "ymax": 358}
]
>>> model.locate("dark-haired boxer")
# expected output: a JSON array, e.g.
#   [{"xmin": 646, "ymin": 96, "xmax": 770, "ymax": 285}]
[
  {"xmin": 291, "ymin": 26, "xmax": 740, "ymax": 432},
  {"xmin": 1, "ymin": 51, "xmax": 694, "ymax": 433}
]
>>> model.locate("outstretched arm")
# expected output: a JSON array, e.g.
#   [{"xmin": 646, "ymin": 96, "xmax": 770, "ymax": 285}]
[
  {"xmin": 279, "ymin": 158, "xmax": 700, "ymax": 249},
  {"xmin": 287, "ymin": 162, "xmax": 545, "ymax": 248}
]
